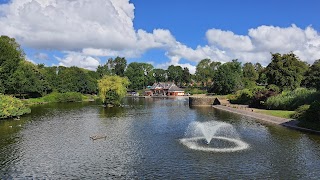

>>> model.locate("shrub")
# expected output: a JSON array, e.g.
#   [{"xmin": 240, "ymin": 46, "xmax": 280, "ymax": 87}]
[
  {"xmin": 305, "ymin": 101, "xmax": 320, "ymax": 122},
  {"xmin": 229, "ymin": 89, "xmax": 253, "ymax": 105},
  {"xmin": 0, "ymin": 94, "xmax": 31, "ymax": 119},
  {"xmin": 265, "ymin": 88, "xmax": 319, "ymax": 110},
  {"xmin": 291, "ymin": 105, "xmax": 310, "ymax": 120},
  {"xmin": 43, "ymin": 92, "xmax": 83, "ymax": 102}
]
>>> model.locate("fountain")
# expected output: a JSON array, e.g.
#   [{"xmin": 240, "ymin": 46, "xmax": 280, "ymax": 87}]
[{"xmin": 180, "ymin": 121, "xmax": 249, "ymax": 152}]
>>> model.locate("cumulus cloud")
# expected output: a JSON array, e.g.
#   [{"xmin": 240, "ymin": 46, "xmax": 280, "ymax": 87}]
[
  {"xmin": 56, "ymin": 52, "xmax": 100, "ymax": 71},
  {"xmin": 34, "ymin": 52, "xmax": 49, "ymax": 60},
  {"xmin": 0, "ymin": 0, "xmax": 320, "ymax": 72},
  {"xmin": 0, "ymin": 0, "xmax": 136, "ymax": 50}
]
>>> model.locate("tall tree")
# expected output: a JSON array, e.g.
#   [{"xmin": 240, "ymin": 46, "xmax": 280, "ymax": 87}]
[
  {"xmin": 303, "ymin": 59, "xmax": 320, "ymax": 90},
  {"xmin": 167, "ymin": 65, "xmax": 183, "ymax": 86},
  {"xmin": 153, "ymin": 68, "xmax": 167, "ymax": 82},
  {"xmin": 242, "ymin": 62, "xmax": 258, "ymax": 88},
  {"xmin": 0, "ymin": 36, "xmax": 25, "ymax": 93},
  {"xmin": 125, "ymin": 62, "xmax": 154, "ymax": 90},
  {"xmin": 113, "ymin": 57, "xmax": 127, "ymax": 77},
  {"xmin": 182, "ymin": 67, "xmax": 191, "ymax": 85},
  {"xmin": 210, "ymin": 59, "xmax": 243, "ymax": 94},
  {"xmin": 265, "ymin": 53, "xmax": 308, "ymax": 90}
]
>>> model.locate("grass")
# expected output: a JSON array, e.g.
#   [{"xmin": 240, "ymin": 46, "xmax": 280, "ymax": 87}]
[{"xmin": 255, "ymin": 109, "xmax": 295, "ymax": 119}]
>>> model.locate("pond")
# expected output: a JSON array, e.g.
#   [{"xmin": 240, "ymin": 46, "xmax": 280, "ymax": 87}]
[{"xmin": 1, "ymin": 97, "xmax": 320, "ymax": 179}]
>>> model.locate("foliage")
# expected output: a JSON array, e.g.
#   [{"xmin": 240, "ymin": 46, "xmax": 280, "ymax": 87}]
[
  {"xmin": 125, "ymin": 62, "xmax": 153, "ymax": 90},
  {"xmin": 152, "ymin": 68, "xmax": 167, "ymax": 82},
  {"xmin": 47, "ymin": 66, "xmax": 98, "ymax": 94},
  {"xmin": 303, "ymin": 59, "xmax": 320, "ymax": 90},
  {"xmin": 243, "ymin": 62, "xmax": 258, "ymax": 81},
  {"xmin": 98, "ymin": 75, "xmax": 130, "ymax": 106},
  {"xmin": 291, "ymin": 105, "xmax": 310, "ymax": 120},
  {"xmin": 184, "ymin": 88, "xmax": 207, "ymax": 95},
  {"xmin": 265, "ymin": 88, "xmax": 319, "ymax": 110},
  {"xmin": 9, "ymin": 60, "xmax": 50, "ymax": 97},
  {"xmin": 25, "ymin": 92, "xmax": 83, "ymax": 105},
  {"xmin": 195, "ymin": 59, "xmax": 221, "ymax": 87},
  {"xmin": 0, "ymin": 36, "xmax": 25, "ymax": 93},
  {"xmin": 210, "ymin": 59, "xmax": 243, "ymax": 95},
  {"xmin": 182, "ymin": 67, "xmax": 191, "ymax": 85},
  {"xmin": 167, "ymin": 65, "xmax": 183, "ymax": 86},
  {"xmin": 265, "ymin": 53, "xmax": 308, "ymax": 90},
  {"xmin": 0, "ymin": 94, "xmax": 31, "ymax": 119},
  {"xmin": 249, "ymin": 87, "xmax": 277, "ymax": 108},
  {"xmin": 229, "ymin": 89, "xmax": 254, "ymax": 105},
  {"xmin": 296, "ymin": 101, "xmax": 320, "ymax": 131}
]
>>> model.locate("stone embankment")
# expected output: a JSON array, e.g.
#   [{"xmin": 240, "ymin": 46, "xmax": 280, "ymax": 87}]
[{"xmin": 189, "ymin": 96, "xmax": 320, "ymax": 135}]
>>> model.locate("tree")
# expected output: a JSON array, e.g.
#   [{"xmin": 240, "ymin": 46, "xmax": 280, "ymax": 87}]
[
  {"xmin": 303, "ymin": 60, "xmax": 320, "ymax": 90},
  {"xmin": 167, "ymin": 65, "xmax": 183, "ymax": 86},
  {"xmin": 9, "ymin": 61, "xmax": 50, "ymax": 97},
  {"xmin": 98, "ymin": 75, "xmax": 130, "ymax": 106},
  {"xmin": 125, "ymin": 62, "xmax": 154, "ymax": 90},
  {"xmin": 113, "ymin": 57, "xmax": 127, "ymax": 77},
  {"xmin": 242, "ymin": 62, "xmax": 258, "ymax": 88},
  {"xmin": 0, "ymin": 36, "xmax": 25, "ymax": 93},
  {"xmin": 182, "ymin": 67, "xmax": 191, "ymax": 85},
  {"xmin": 195, "ymin": 59, "xmax": 212, "ymax": 87},
  {"xmin": 153, "ymin": 68, "xmax": 167, "ymax": 82},
  {"xmin": 210, "ymin": 59, "xmax": 243, "ymax": 94},
  {"xmin": 265, "ymin": 53, "xmax": 308, "ymax": 90}
]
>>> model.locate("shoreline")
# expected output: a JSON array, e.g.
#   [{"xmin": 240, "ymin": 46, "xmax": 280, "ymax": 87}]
[{"xmin": 213, "ymin": 105, "xmax": 320, "ymax": 135}]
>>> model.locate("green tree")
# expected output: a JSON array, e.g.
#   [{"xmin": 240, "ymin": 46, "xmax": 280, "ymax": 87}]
[
  {"xmin": 113, "ymin": 56, "xmax": 127, "ymax": 77},
  {"xmin": 242, "ymin": 62, "xmax": 258, "ymax": 88},
  {"xmin": 98, "ymin": 75, "xmax": 130, "ymax": 106},
  {"xmin": 153, "ymin": 68, "xmax": 167, "ymax": 82},
  {"xmin": 303, "ymin": 59, "xmax": 320, "ymax": 90},
  {"xmin": 167, "ymin": 65, "xmax": 183, "ymax": 85},
  {"xmin": 195, "ymin": 59, "xmax": 212, "ymax": 87},
  {"xmin": 125, "ymin": 62, "xmax": 154, "ymax": 90},
  {"xmin": 9, "ymin": 61, "xmax": 50, "ymax": 97},
  {"xmin": 210, "ymin": 59, "xmax": 243, "ymax": 94},
  {"xmin": 0, "ymin": 36, "xmax": 25, "ymax": 93},
  {"xmin": 265, "ymin": 53, "xmax": 308, "ymax": 90},
  {"xmin": 182, "ymin": 67, "xmax": 191, "ymax": 85}
]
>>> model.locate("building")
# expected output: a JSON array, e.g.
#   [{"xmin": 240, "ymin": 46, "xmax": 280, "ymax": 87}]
[{"xmin": 147, "ymin": 82, "xmax": 185, "ymax": 96}]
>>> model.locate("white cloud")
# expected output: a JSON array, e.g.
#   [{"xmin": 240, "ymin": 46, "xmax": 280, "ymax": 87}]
[
  {"xmin": 206, "ymin": 29, "xmax": 254, "ymax": 51},
  {"xmin": 0, "ymin": 0, "xmax": 137, "ymax": 50},
  {"xmin": 0, "ymin": 0, "xmax": 319, "ymax": 71},
  {"xmin": 56, "ymin": 53, "xmax": 100, "ymax": 71},
  {"xmin": 34, "ymin": 52, "xmax": 49, "ymax": 60}
]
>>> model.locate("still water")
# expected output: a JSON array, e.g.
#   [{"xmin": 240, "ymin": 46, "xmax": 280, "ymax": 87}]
[{"xmin": 1, "ymin": 97, "xmax": 320, "ymax": 179}]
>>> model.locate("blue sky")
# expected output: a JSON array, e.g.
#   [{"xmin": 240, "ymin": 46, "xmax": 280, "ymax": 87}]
[{"xmin": 0, "ymin": 0, "xmax": 320, "ymax": 73}]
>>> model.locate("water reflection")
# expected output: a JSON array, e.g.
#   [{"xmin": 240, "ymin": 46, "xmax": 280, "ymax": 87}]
[{"xmin": 0, "ymin": 98, "xmax": 320, "ymax": 179}]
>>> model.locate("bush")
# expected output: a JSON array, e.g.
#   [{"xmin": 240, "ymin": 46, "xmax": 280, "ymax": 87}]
[
  {"xmin": 0, "ymin": 94, "xmax": 31, "ymax": 119},
  {"xmin": 305, "ymin": 101, "xmax": 320, "ymax": 122},
  {"xmin": 229, "ymin": 89, "xmax": 253, "ymax": 105},
  {"xmin": 291, "ymin": 105, "xmax": 310, "ymax": 120},
  {"xmin": 296, "ymin": 101, "xmax": 320, "ymax": 131},
  {"xmin": 265, "ymin": 88, "xmax": 319, "ymax": 110},
  {"xmin": 25, "ymin": 92, "xmax": 83, "ymax": 105},
  {"xmin": 43, "ymin": 92, "xmax": 83, "ymax": 102}
]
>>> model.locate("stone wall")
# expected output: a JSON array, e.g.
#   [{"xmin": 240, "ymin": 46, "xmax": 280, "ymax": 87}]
[{"xmin": 189, "ymin": 97, "xmax": 216, "ymax": 106}]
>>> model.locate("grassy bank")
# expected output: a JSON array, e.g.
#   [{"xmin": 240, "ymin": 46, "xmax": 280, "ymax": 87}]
[
  {"xmin": 0, "ymin": 94, "xmax": 31, "ymax": 119},
  {"xmin": 255, "ymin": 109, "xmax": 295, "ymax": 119},
  {"xmin": 24, "ymin": 92, "xmax": 98, "ymax": 105}
]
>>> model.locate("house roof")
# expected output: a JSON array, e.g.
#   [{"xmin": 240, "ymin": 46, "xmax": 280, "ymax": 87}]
[
  {"xmin": 150, "ymin": 82, "xmax": 184, "ymax": 92},
  {"xmin": 168, "ymin": 85, "xmax": 184, "ymax": 92},
  {"xmin": 151, "ymin": 82, "xmax": 175, "ymax": 90}
]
